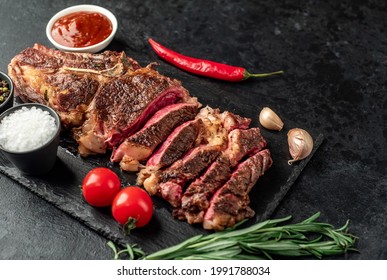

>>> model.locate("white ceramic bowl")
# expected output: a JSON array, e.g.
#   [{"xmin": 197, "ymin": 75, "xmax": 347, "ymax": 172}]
[{"xmin": 46, "ymin": 5, "xmax": 117, "ymax": 53}]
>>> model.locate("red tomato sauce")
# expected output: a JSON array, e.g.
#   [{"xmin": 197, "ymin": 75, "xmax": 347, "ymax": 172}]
[{"xmin": 51, "ymin": 11, "xmax": 112, "ymax": 48}]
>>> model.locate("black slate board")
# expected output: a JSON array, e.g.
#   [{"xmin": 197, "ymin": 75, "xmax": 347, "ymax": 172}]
[{"xmin": 0, "ymin": 124, "xmax": 323, "ymax": 253}]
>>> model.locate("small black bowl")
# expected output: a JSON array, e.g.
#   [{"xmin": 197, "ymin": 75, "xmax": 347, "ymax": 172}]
[
  {"xmin": 0, "ymin": 103, "xmax": 61, "ymax": 175},
  {"xmin": 0, "ymin": 71, "xmax": 14, "ymax": 114}
]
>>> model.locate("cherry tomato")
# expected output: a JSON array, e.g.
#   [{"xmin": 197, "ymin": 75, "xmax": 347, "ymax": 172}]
[
  {"xmin": 112, "ymin": 186, "xmax": 153, "ymax": 232},
  {"xmin": 81, "ymin": 167, "xmax": 121, "ymax": 207}
]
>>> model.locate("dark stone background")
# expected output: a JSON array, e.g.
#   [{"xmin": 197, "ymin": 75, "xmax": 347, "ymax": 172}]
[{"xmin": 0, "ymin": 0, "xmax": 385, "ymax": 259}]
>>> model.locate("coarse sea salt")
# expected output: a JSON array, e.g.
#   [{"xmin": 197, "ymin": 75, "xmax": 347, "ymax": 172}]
[{"xmin": 0, "ymin": 106, "xmax": 57, "ymax": 152}]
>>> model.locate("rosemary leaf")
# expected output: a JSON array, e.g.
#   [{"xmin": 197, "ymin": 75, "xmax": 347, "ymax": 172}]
[
  {"xmin": 144, "ymin": 235, "xmax": 203, "ymax": 260},
  {"xmin": 195, "ymin": 239, "xmax": 239, "ymax": 252},
  {"xmin": 108, "ymin": 212, "xmax": 358, "ymax": 260},
  {"xmin": 181, "ymin": 247, "xmax": 242, "ymax": 260}
]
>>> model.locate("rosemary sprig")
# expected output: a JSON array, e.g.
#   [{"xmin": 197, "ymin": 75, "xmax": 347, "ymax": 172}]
[{"xmin": 107, "ymin": 212, "xmax": 358, "ymax": 260}]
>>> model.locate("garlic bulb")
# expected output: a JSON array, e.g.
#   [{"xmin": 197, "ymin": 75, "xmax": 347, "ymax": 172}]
[
  {"xmin": 287, "ymin": 128, "xmax": 313, "ymax": 165},
  {"xmin": 259, "ymin": 107, "xmax": 284, "ymax": 131}
]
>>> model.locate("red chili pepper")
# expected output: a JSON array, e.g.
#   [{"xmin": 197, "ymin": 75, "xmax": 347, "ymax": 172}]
[{"xmin": 148, "ymin": 38, "xmax": 283, "ymax": 82}]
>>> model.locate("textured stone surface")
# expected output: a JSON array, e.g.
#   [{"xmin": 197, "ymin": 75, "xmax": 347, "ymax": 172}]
[{"xmin": 0, "ymin": 0, "xmax": 386, "ymax": 259}]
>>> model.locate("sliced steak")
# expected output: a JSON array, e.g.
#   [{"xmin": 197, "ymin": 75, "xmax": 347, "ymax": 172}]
[
  {"xmin": 146, "ymin": 118, "xmax": 203, "ymax": 170},
  {"xmin": 174, "ymin": 127, "xmax": 267, "ymax": 224},
  {"xmin": 138, "ymin": 106, "xmax": 250, "ymax": 187},
  {"xmin": 173, "ymin": 155, "xmax": 232, "ymax": 223},
  {"xmin": 143, "ymin": 144, "xmax": 222, "ymax": 207},
  {"xmin": 111, "ymin": 103, "xmax": 199, "ymax": 171},
  {"xmin": 203, "ymin": 149, "xmax": 272, "ymax": 231},
  {"xmin": 74, "ymin": 66, "xmax": 198, "ymax": 156},
  {"xmin": 225, "ymin": 127, "xmax": 267, "ymax": 166},
  {"xmin": 8, "ymin": 44, "xmax": 140, "ymax": 128},
  {"xmin": 137, "ymin": 118, "xmax": 203, "ymax": 183}
]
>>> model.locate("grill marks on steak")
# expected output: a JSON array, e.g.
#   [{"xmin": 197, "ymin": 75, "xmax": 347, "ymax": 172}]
[
  {"xmin": 8, "ymin": 44, "xmax": 140, "ymax": 128},
  {"xmin": 173, "ymin": 155, "xmax": 232, "ymax": 224},
  {"xmin": 173, "ymin": 127, "xmax": 267, "ymax": 224},
  {"xmin": 203, "ymin": 149, "xmax": 272, "ymax": 231},
  {"xmin": 74, "ymin": 66, "xmax": 198, "ymax": 156},
  {"xmin": 93, "ymin": 67, "xmax": 191, "ymax": 141},
  {"xmin": 136, "ymin": 118, "xmax": 203, "ymax": 184},
  {"xmin": 225, "ymin": 127, "xmax": 267, "ymax": 166},
  {"xmin": 145, "ymin": 118, "xmax": 203, "ymax": 170},
  {"xmin": 143, "ymin": 145, "xmax": 222, "ymax": 207},
  {"xmin": 111, "ymin": 103, "xmax": 199, "ymax": 171}
]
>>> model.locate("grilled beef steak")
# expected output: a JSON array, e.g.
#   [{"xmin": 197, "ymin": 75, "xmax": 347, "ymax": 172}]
[
  {"xmin": 143, "ymin": 144, "xmax": 222, "ymax": 207},
  {"xmin": 203, "ymin": 149, "xmax": 272, "ymax": 231},
  {"xmin": 74, "ymin": 66, "xmax": 198, "ymax": 156},
  {"xmin": 174, "ymin": 127, "xmax": 267, "ymax": 224},
  {"xmin": 173, "ymin": 155, "xmax": 232, "ymax": 224},
  {"xmin": 111, "ymin": 103, "xmax": 199, "ymax": 171},
  {"xmin": 137, "ymin": 118, "xmax": 204, "ymax": 184},
  {"xmin": 145, "ymin": 118, "xmax": 203, "ymax": 170},
  {"xmin": 8, "ymin": 44, "xmax": 140, "ymax": 128},
  {"xmin": 8, "ymin": 45, "xmax": 273, "ymax": 231},
  {"xmin": 137, "ymin": 107, "xmax": 247, "ymax": 188}
]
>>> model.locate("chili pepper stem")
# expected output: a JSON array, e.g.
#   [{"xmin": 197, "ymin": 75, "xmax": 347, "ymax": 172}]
[{"xmin": 244, "ymin": 70, "xmax": 284, "ymax": 80}]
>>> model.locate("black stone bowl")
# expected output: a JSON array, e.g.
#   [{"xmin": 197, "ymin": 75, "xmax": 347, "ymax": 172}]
[
  {"xmin": 0, "ymin": 71, "xmax": 14, "ymax": 114},
  {"xmin": 0, "ymin": 103, "xmax": 61, "ymax": 175}
]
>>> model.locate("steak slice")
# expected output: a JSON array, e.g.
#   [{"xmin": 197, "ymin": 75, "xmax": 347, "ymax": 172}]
[
  {"xmin": 173, "ymin": 155, "xmax": 232, "ymax": 223},
  {"xmin": 225, "ymin": 127, "xmax": 267, "ymax": 166},
  {"xmin": 145, "ymin": 118, "xmax": 203, "ymax": 170},
  {"xmin": 137, "ymin": 118, "xmax": 203, "ymax": 183},
  {"xmin": 143, "ymin": 144, "xmax": 222, "ymax": 207},
  {"xmin": 111, "ymin": 103, "xmax": 199, "ymax": 171},
  {"xmin": 8, "ymin": 44, "xmax": 140, "ymax": 128},
  {"xmin": 203, "ymin": 149, "xmax": 272, "ymax": 231},
  {"xmin": 174, "ymin": 127, "xmax": 267, "ymax": 224},
  {"xmin": 73, "ymin": 66, "xmax": 198, "ymax": 156}
]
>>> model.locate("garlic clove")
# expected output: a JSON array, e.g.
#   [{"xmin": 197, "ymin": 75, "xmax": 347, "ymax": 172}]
[
  {"xmin": 259, "ymin": 107, "xmax": 284, "ymax": 131},
  {"xmin": 287, "ymin": 128, "xmax": 313, "ymax": 165}
]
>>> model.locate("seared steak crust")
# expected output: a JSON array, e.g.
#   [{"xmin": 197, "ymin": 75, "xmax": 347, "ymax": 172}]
[
  {"xmin": 160, "ymin": 145, "xmax": 221, "ymax": 185},
  {"xmin": 143, "ymin": 145, "xmax": 222, "ymax": 207},
  {"xmin": 174, "ymin": 128, "xmax": 267, "ymax": 224},
  {"xmin": 136, "ymin": 118, "xmax": 203, "ymax": 185},
  {"xmin": 203, "ymin": 149, "xmax": 272, "ymax": 231},
  {"xmin": 111, "ymin": 103, "xmax": 198, "ymax": 171},
  {"xmin": 94, "ymin": 67, "xmax": 186, "ymax": 133},
  {"xmin": 76, "ymin": 66, "xmax": 197, "ymax": 155},
  {"xmin": 46, "ymin": 74, "xmax": 100, "ymax": 111},
  {"xmin": 173, "ymin": 155, "xmax": 232, "ymax": 223},
  {"xmin": 8, "ymin": 44, "xmax": 140, "ymax": 128},
  {"xmin": 146, "ymin": 118, "xmax": 203, "ymax": 170}
]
